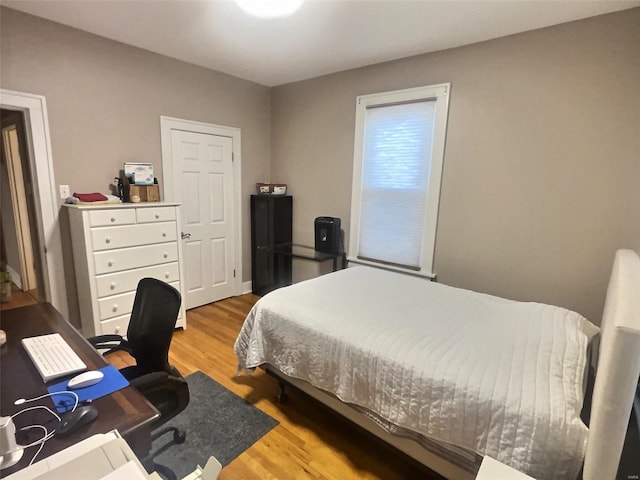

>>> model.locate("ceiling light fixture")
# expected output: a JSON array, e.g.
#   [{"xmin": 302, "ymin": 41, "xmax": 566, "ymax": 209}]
[{"xmin": 235, "ymin": 0, "xmax": 304, "ymax": 18}]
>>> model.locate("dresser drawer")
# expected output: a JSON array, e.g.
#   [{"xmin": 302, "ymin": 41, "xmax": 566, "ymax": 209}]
[
  {"xmin": 91, "ymin": 222, "xmax": 177, "ymax": 251},
  {"xmin": 89, "ymin": 209, "xmax": 136, "ymax": 227},
  {"xmin": 93, "ymin": 243, "xmax": 178, "ymax": 274},
  {"xmin": 98, "ymin": 290, "xmax": 136, "ymax": 321},
  {"xmin": 98, "ymin": 281, "xmax": 180, "ymax": 321},
  {"xmin": 95, "ymin": 262, "xmax": 180, "ymax": 297},
  {"xmin": 100, "ymin": 298, "xmax": 183, "ymax": 336},
  {"xmin": 137, "ymin": 206, "xmax": 176, "ymax": 224},
  {"xmin": 99, "ymin": 314, "xmax": 130, "ymax": 337}
]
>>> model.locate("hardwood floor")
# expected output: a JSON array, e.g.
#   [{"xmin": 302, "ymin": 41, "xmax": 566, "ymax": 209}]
[
  {"xmin": 111, "ymin": 294, "xmax": 442, "ymax": 480},
  {"xmin": 0, "ymin": 284, "xmax": 38, "ymax": 311}
]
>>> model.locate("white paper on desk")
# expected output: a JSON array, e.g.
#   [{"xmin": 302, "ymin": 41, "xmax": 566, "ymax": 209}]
[
  {"xmin": 4, "ymin": 433, "xmax": 119, "ymax": 480},
  {"xmin": 100, "ymin": 460, "xmax": 148, "ymax": 480}
]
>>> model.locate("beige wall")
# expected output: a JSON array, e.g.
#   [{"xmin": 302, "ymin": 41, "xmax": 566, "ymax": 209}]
[
  {"xmin": 0, "ymin": 7, "xmax": 271, "ymax": 302},
  {"xmin": 271, "ymin": 8, "xmax": 640, "ymax": 324}
]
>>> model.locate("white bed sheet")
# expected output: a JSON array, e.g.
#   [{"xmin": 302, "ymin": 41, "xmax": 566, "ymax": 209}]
[{"xmin": 234, "ymin": 266, "xmax": 598, "ymax": 479}]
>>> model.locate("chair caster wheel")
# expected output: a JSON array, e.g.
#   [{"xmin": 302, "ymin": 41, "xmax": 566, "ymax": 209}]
[{"xmin": 174, "ymin": 431, "xmax": 187, "ymax": 444}]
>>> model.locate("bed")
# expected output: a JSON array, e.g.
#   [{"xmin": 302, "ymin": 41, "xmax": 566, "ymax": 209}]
[{"xmin": 234, "ymin": 249, "xmax": 640, "ymax": 479}]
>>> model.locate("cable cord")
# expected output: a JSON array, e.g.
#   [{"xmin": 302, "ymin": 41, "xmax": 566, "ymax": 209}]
[
  {"xmin": 10, "ymin": 405, "xmax": 62, "ymax": 466},
  {"xmin": 18, "ymin": 425, "xmax": 55, "ymax": 466},
  {"xmin": 14, "ymin": 390, "xmax": 79, "ymax": 413}
]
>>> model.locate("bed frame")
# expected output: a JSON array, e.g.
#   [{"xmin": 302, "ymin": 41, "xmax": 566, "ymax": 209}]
[
  {"xmin": 264, "ymin": 249, "xmax": 640, "ymax": 480},
  {"xmin": 266, "ymin": 366, "xmax": 478, "ymax": 479}
]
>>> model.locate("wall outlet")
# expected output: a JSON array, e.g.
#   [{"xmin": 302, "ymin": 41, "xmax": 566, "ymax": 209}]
[{"xmin": 59, "ymin": 185, "xmax": 70, "ymax": 199}]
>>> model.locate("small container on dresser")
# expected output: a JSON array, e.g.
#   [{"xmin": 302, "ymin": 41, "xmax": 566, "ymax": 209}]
[{"xmin": 65, "ymin": 203, "xmax": 186, "ymax": 337}]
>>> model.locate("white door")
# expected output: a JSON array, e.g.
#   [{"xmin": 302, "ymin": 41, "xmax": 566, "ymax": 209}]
[{"xmin": 170, "ymin": 129, "xmax": 236, "ymax": 309}]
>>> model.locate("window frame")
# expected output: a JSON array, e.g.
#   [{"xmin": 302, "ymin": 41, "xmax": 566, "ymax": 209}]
[{"xmin": 348, "ymin": 83, "xmax": 451, "ymax": 278}]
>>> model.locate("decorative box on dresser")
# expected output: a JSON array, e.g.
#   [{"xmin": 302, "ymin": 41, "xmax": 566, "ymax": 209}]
[{"xmin": 65, "ymin": 203, "xmax": 186, "ymax": 337}]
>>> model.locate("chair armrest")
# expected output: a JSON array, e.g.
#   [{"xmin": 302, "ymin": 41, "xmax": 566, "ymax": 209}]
[
  {"xmin": 88, "ymin": 334, "xmax": 122, "ymax": 345},
  {"xmin": 87, "ymin": 334, "xmax": 131, "ymax": 356}
]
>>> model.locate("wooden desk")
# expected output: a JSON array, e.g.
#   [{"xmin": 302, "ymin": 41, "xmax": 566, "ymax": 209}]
[{"xmin": 0, "ymin": 302, "xmax": 158, "ymax": 476}]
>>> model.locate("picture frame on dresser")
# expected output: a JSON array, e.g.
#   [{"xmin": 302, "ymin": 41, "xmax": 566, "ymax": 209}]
[{"xmin": 64, "ymin": 203, "xmax": 186, "ymax": 338}]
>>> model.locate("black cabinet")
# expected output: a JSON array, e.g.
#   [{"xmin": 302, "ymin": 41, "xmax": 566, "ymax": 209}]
[{"xmin": 250, "ymin": 195, "xmax": 292, "ymax": 296}]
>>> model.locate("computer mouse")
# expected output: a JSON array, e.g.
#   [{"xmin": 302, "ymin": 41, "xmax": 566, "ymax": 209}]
[
  {"xmin": 67, "ymin": 370, "xmax": 104, "ymax": 389},
  {"xmin": 56, "ymin": 405, "xmax": 98, "ymax": 437}
]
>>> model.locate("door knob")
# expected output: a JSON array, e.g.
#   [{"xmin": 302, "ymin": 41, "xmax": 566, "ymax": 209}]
[{"xmin": 181, "ymin": 232, "xmax": 191, "ymax": 239}]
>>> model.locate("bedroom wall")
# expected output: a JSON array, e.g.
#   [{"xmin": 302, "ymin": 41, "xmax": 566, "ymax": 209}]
[
  {"xmin": 0, "ymin": 7, "xmax": 271, "ymax": 306},
  {"xmin": 271, "ymin": 8, "xmax": 640, "ymax": 325}
]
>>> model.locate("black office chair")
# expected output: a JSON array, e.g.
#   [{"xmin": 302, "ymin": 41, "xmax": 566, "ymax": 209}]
[{"xmin": 89, "ymin": 278, "xmax": 189, "ymax": 479}]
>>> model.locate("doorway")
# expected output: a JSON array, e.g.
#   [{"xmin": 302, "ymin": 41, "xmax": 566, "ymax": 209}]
[
  {"xmin": 161, "ymin": 116, "xmax": 242, "ymax": 309},
  {"xmin": 0, "ymin": 90, "xmax": 68, "ymax": 318},
  {"xmin": 0, "ymin": 109, "xmax": 42, "ymax": 307}
]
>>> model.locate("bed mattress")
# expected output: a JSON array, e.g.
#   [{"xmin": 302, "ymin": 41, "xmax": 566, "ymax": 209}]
[{"xmin": 234, "ymin": 266, "xmax": 598, "ymax": 479}]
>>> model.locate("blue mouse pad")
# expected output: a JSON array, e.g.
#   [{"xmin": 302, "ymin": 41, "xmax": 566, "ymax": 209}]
[{"xmin": 47, "ymin": 365, "xmax": 129, "ymax": 413}]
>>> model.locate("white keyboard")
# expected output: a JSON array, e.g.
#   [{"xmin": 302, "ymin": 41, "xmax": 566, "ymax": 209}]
[{"xmin": 22, "ymin": 333, "xmax": 87, "ymax": 382}]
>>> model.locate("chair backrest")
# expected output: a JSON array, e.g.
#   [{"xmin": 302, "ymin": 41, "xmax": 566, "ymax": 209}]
[{"xmin": 126, "ymin": 278, "xmax": 182, "ymax": 374}]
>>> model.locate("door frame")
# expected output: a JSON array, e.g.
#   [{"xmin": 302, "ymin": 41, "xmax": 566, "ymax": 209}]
[
  {"xmin": 160, "ymin": 116, "xmax": 242, "ymax": 301},
  {"xmin": 0, "ymin": 89, "xmax": 68, "ymax": 317}
]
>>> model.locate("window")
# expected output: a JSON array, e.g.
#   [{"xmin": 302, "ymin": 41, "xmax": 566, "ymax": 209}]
[{"xmin": 348, "ymin": 84, "xmax": 450, "ymax": 277}]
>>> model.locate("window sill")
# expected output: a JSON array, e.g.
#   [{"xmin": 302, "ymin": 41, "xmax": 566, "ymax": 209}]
[{"xmin": 346, "ymin": 257, "xmax": 437, "ymax": 281}]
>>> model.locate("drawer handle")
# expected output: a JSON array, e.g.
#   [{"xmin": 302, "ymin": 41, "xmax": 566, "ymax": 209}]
[
  {"xmin": 105, "ymin": 237, "xmax": 111, "ymax": 244},
  {"xmin": 112, "ymin": 304, "xmax": 118, "ymax": 312},
  {"xmin": 110, "ymin": 282, "xmax": 116, "ymax": 290},
  {"xmin": 110, "ymin": 217, "xmax": 116, "ymax": 223},
  {"xmin": 108, "ymin": 261, "xmax": 114, "ymax": 267},
  {"xmin": 165, "ymin": 272, "xmax": 170, "ymax": 279},
  {"xmin": 155, "ymin": 214, "xmax": 160, "ymax": 219},
  {"xmin": 162, "ymin": 232, "xmax": 167, "ymax": 237},
  {"xmin": 115, "ymin": 326, "xmax": 120, "ymax": 333},
  {"xmin": 163, "ymin": 252, "xmax": 169, "ymax": 259}
]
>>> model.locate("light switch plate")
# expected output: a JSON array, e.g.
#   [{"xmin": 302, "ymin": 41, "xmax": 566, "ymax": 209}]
[{"xmin": 59, "ymin": 185, "xmax": 70, "ymax": 199}]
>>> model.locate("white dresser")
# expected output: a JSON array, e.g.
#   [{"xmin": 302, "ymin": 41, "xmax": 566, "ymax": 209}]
[{"xmin": 65, "ymin": 203, "xmax": 186, "ymax": 337}]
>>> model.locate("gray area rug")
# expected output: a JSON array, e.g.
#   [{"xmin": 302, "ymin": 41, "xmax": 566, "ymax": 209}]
[{"xmin": 151, "ymin": 370, "xmax": 278, "ymax": 478}]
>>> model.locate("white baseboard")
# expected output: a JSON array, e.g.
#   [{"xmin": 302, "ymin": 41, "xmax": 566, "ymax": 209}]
[
  {"xmin": 6, "ymin": 264, "xmax": 22, "ymax": 290},
  {"xmin": 241, "ymin": 281, "xmax": 252, "ymax": 294}
]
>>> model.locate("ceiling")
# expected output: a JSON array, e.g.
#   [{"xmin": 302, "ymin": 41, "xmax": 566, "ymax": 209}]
[{"xmin": 2, "ymin": 0, "xmax": 639, "ymax": 87}]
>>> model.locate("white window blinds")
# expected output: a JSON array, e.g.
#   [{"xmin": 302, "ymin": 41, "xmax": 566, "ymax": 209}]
[
  {"xmin": 349, "ymin": 84, "xmax": 450, "ymax": 276},
  {"xmin": 358, "ymin": 100, "xmax": 436, "ymax": 269}
]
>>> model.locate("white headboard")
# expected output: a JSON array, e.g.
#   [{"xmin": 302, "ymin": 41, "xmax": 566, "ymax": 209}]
[{"xmin": 584, "ymin": 249, "xmax": 640, "ymax": 480}]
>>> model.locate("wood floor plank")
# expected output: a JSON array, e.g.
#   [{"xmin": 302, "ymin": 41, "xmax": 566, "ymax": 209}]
[{"xmin": 0, "ymin": 285, "xmax": 38, "ymax": 311}]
